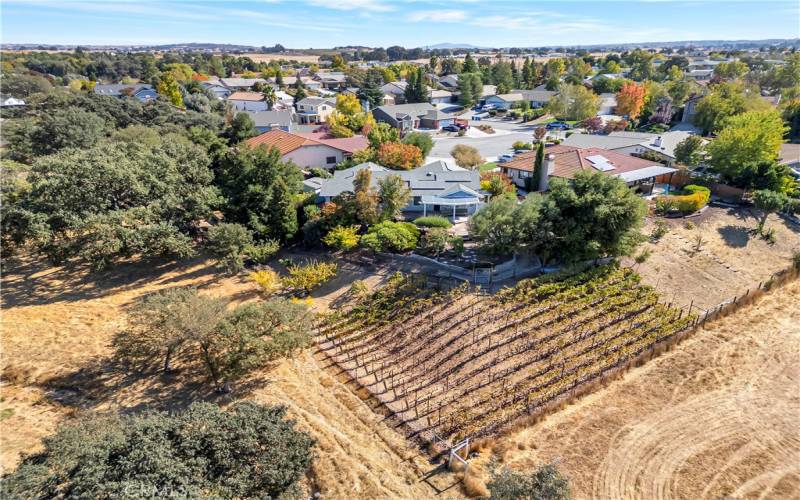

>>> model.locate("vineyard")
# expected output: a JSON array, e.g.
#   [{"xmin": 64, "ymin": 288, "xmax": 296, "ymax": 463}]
[{"xmin": 319, "ymin": 264, "xmax": 696, "ymax": 446}]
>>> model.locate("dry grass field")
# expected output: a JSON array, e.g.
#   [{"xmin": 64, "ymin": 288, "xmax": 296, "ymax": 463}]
[
  {"xmin": 490, "ymin": 278, "xmax": 800, "ymax": 500},
  {"xmin": 236, "ymin": 53, "xmax": 320, "ymax": 64},
  {"xmin": 629, "ymin": 207, "xmax": 799, "ymax": 311},
  {"xmin": 0, "ymin": 255, "xmax": 456, "ymax": 498}
]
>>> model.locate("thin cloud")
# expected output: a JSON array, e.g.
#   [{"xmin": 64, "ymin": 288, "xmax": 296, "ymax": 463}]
[
  {"xmin": 306, "ymin": 0, "xmax": 393, "ymax": 12},
  {"xmin": 408, "ymin": 10, "xmax": 467, "ymax": 22}
]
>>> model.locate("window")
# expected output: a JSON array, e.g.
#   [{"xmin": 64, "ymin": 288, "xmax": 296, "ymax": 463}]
[
  {"xmin": 413, "ymin": 196, "xmax": 421, "ymax": 206},
  {"xmin": 326, "ymin": 156, "xmax": 337, "ymax": 165},
  {"xmin": 520, "ymin": 171, "xmax": 531, "ymax": 178}
]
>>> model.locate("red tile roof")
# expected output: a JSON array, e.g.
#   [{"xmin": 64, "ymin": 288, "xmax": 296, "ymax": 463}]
[
  {"xmin": 503, "ymin": 144, "xmax": 661, "ymax": 180},
  {"xmin": 245, "ymin": 130, "xmax": 369, "ymax": 155}
]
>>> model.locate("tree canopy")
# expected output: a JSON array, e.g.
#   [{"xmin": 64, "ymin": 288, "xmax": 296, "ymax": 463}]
[{"xmin": 1, "ymin": 402, "xmax": 314, "ymax": 499}]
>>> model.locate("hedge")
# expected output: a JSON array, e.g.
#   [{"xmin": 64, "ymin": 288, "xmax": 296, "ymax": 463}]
[
  {"xmin": 658, "ymin": 184, "xmax": 711, "ymax": 214},
  {"xmin": 413, "ymin": 216, "xmax": 453, "ymax": 228}
]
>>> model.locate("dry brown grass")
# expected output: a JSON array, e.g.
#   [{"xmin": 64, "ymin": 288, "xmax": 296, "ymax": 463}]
[
  {"xmin": 0, "ymin": 254, "xmax": 459, "ymax": 498},
  {"xmin": 492, "ymin": 278, "xmax": 800, "ymax": 499},
  {"xmin": 629, "ymin": 207, "xmax": 799, "ymax": 311}
]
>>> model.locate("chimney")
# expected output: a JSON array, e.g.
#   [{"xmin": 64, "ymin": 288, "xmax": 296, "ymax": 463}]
[
  {"xmin": 538, "ymin": 154, "xmax": 555, "ymax": 192},
  {"xmin": 654, "ymin": 136, "xmax": 662, "ymax": 147}
]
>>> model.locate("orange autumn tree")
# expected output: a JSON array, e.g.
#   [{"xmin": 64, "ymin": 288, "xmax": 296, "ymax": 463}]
[
  {"xmin": 377, "ymin": 142, "xmax": 423, "ymax": 170},
  {"xmin": 615, "ymin": 82, "xmax": 646, "ymax": 120}
]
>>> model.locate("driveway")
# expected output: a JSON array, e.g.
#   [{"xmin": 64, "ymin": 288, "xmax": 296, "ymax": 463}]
[{"xmin": 431, "ymin": 130, "xmax": 533, "ymax": 161}]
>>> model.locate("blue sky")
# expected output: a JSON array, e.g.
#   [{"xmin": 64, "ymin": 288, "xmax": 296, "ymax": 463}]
[{"xmin": 2, "ymin": 0, "xmax": 798, "ymax": 48}]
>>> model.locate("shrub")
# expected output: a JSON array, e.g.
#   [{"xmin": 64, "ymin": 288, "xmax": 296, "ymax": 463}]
[
  {"xmin": 419, "ymin": 227, "xmax": 450, "ymax": 255},
  {"xmin": 244, "ymin": 240, "xmax": 280, "ymax": 264},
  {"xmin": 283, "ymin": 260, "xmax": 338, "ymax": 295},
  {"xmin": 401, "ymin": 132, "xmax": 434, "ymax": 157},
  {"xmin": 414, "ymin": 216, "xmax": 453, "ymax": 228},
  {"xmin": 359, "ymin": 221, "xmax": 419, "ymax": 253},
  {"xmin": 657, "ymin": 185, "xmax": 710, "ymax": 214},
  {"xmin": 487, "ymin": 463, "xmax": 570, "ymax": 500},
  {"xmin": 512, "ymin": 141, "xmax": 533, "ymax": 150},
  {"xmin": 0, "ymin": 402, "xmax": 314, "ymax": 500},
  {"xmin": 377, "ymin": 142, "xmax": 423, "ymax": 170},
  {"xmin": 684, "ymin": 221, "xmax": 696, "ymax": 230},
  {"xmin": 205, "ymin": 223, "xmax": 253, "ymax": 274},
  {"xmin": 322, "ymin": 225, "xmax": 360, "ymax": 251},
  {"xmin": 651, "ymin": 220, "xmax": 669, "ymax": 241},
  {"xmin": 449, "ymin": 235, "xmax": 465, "ymax": 255},
  {"xmin": 250, "ymin": 269, "xmax": 282, "ymax": 296},
  {"xmin": 450, "ymin": 144, "xmax": 484, "ymax": 170},
  {"xmin": 654, "ymin": 196, "xmax": 677, "ymax": 215}
]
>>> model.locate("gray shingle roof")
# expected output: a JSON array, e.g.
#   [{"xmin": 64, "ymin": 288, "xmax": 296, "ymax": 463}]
[
  {"xmin": 246, "ymin": 110, "xmax": 295, "ymax": 128},
  {"xmin": 93, "ymin": 84, "xmax": 153, "ymax": 96},
  {"xmin": 318, "ymin": 161, "xmax": 481, "ymax": 198}
]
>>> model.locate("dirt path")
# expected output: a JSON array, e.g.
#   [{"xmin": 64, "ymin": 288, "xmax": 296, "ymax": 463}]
[
  {"xmin": 0, "ymin": 255, "xmax": 455, "ymax": 498},
  {"xmin": 494, "ymin": 278, "xmax": 800, "ymax": 500}
]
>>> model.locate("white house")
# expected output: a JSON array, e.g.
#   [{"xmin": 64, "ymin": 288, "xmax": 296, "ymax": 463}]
[
  {"xmin": 295, "ymin": 97, "xmax": 336, "ymax": 124},
  {"xmin": 220, "ymin": 77, "xmax": 268, "ymax": 90},
  {"xmin": 227, "ymin": 91, "xmax": 268, "ymax": 112}
]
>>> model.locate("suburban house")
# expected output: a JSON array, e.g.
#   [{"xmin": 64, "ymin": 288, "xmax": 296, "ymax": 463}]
[
  {"xmin": 245, "ymin": 129, "xmax": 368, "ymax": 169},
  {"xmin": 372, "ymin": 102, "xmax": 437, "ymax": 133},
  {"xmin": 483, "ymin": 93, "xmax": 524, "ymax": 110},
  {"xmin": 380, "ymin": 81, "xmax": 408, "ymax": 104},
  {"xmin": 430, "ymin": 89, "xmax": 455, "ymax": 105},
  {"xmin": 501, "ymin": 144, "xmax": 677, "ymax": 195},
  {"xmin": 227, "ymin": 91, "xmax": 269, "ymax": 111},
  {"xmin": 317, "ymin": 161, "xmax": 488, "ymax": 218},
  {"xmin": 316, "ymin": 72, "xmax": 347, "ymax": 90},
  {"xmin": 438, "ymin": 74, "xmax": 459, "ymax": 89},
  {"xmin": 562, "ymin": 130, "xmax": 699, "ymax": 167},
  {"xmin": 598, "ymin": 93, "xmax": 618, "ymax": 116},
  {"xmin": 515, "ymin": 89, "xmax": 558, "ymax": 108},
  {"xmin": 201, "ymin": 82, "xmax": 232, "ymax": 99},
  {"xmin": 687, "ymin": 69, "xmax": 714, "ymax": 82},
  {"xmin": 279, "ymin": 76, "xmax": 322, "ymax": 91},
  {"xmin": 246, "ymin": 110, "xmax": 296, "ymax": 132},
  {"xmin": 220, "ymin": 77, "xmax": 268, "ymax": 90},
  {"xmin": 295, "ymin": 97, "xmax": 336, "ymax": 124},
  {"xmin": 93, "ymin": 84, "xmax": 157, "ymax": 102}
]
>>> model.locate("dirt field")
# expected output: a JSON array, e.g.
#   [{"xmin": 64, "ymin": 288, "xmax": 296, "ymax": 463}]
[
  {"xmin": 236, "ymin": 53, "xmax": 320, "ymax": 64},
  {"xmin": 491, "ymin": 278, "xmax": 800, "ymax": 500},
  {"xmin": 629, "ymin": 207, "xmax": 799, "ymax": 311},
  {"xmin": 0, "ymin": 255, "xmax": 458, "ymax": 498}
]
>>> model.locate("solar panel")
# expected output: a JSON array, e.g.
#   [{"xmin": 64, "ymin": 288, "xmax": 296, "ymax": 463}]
[{"xmin": 585, "ymin": 155, "xmax": 616, "ymax": 171}]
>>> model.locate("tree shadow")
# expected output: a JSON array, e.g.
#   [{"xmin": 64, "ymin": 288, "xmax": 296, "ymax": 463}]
[
  {"xmin": 717, "ymin": 225, "xmax": 751, "ymax": 248},
  {"xmin": 41, "ymin": 354, "xmax": 276, "ymax": 415},
  {"xmin": 1, "ymin": 254, "xmax": 224, "ymax": 308}
]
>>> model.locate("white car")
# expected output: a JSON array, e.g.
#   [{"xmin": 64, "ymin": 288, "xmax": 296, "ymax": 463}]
[{"xmin": 497, "ymin": 154, "xmax": 514, "ymax": 163}]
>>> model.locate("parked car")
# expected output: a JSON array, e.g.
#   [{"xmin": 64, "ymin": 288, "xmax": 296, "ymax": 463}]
[
  {"xmin": 546, "ymin": 121, "xmax": 571, "ymax": 130},
  {"xmin": 442, "ymin": 124, "xmax": 460, "ymax": 132},
  {"xmin": 481, "ymin": 104, "xmax": 497, "ymax": 111},
  {"xmin": 497, "ymin": 154, "xmax": 515, "ymax": 163}
]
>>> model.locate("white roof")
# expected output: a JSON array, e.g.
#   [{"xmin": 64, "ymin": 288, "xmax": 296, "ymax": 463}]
[{"xmin": 615, "ymin": 165, "xmax": 678, "ymax": 183}]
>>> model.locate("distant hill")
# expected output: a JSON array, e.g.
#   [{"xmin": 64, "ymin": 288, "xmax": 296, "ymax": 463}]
[{"xmin": 423, "ymin": 43, "xmax": 488, "ymax": 50}]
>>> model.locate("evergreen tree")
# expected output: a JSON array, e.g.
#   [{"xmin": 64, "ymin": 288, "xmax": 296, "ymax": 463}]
[
  {"xmin": 404, "ymin": 68, "xmax": 417, "ymax": 103},
  {"xmin": 463, "ymin": 53, "xmax": 478, "ymax": 73},
  {"xmin": 415, "ymin": 67, "xmax": 429, "ymax": 103},
  {"xmin": 268, "ymin": 178, "xmax": 298, "ymax": 242},
  {"xmin": 357, "ymin": 70, "xmax": 384, "ymax": 110},
  {"xmin": 275, "ymin": 71, "xmax": 284, "ymax": 87},
  {"xmin": 532, "ymin": 142, "xmax": 545, "ymax": 190},
  {"xmin": 293, "ymin": 77, "xmax": 306, "ymax": 110},
  {"xmin": 459, "ymin": 76, "xmax": 474, "ymax": 107},
  {"xmin": 522, "ymin": 57, "xmax": 533, "ymax": 89}
]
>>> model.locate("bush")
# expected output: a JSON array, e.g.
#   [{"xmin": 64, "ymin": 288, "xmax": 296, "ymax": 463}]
[
  {"xmin": 651, "ymin": 220, "xmax": 669, "ymax": 241},
  {"xmin": 512, "ymin": 141, "xmax": 533, "ymax": 150},
  {"xmin": 656, "ymin": 184, "xmax": 711, "ymax": 215},
  {"xmin": 401, "ymin": 132, "xmax": 434, "ymax": 157},
  {"xmin": 359, "ymin": 221, "xmax": 419, "ymax": 253},
  {"xmin": 449, "ymin": 235, "xmax": 465, "ymax": 256},
  {"xmin": 654, "ymin": 196, "xmax": 677, "ymax": 215},
  {"xmin": 419, "ymin": 227, "xmax": 450, "ymax": 255},
  {"xmin": 283, "ymin": 260, "xmax": 338, "ymax": 295},
  {"xmin": 414, "ymin": 216, "xmax": 453, "ymax": 229},
  {"xmin": 450, "ymin": 144, "xmax": 484, "ymax": 170},
  {"xmin": 487, "ymin": 463, "xmax": 570, "ymax": 500},
  {"xmin": 377, "ymin": 142, "xmax": 424, "ymax": 170},
  {"xmin": 205, "ymin": 223, "xmax": 253, "ymax": 274},
  {"xmin": 322, "ymin": 225, "xmax": 360, "ymax": 251},
  {"xmin": 250, "ymin": 269, "xmax": 281, "ymax": 296},
  {"xmin": 1, "ymin": 402, "xmax": 314, "ymax": 499},
  {"xmin": 244, "ymin": 240, "xmax": 280, "ymax": 264}
]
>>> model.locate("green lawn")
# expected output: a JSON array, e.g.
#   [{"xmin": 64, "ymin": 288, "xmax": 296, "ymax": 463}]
[{"xmin": 479, "ymin": 162, "xmax": 498, "ymax": 172}]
